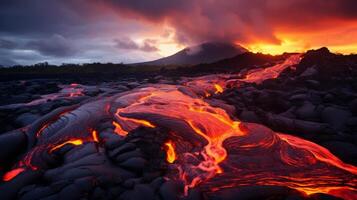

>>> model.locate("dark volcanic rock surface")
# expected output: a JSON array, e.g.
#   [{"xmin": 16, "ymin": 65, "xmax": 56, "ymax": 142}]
[{"xmin": 0, "ymin": 48, "xmax": 356, "ymax": 200}]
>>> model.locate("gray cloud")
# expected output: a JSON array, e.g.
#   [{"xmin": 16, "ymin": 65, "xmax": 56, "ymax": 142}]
[
  {"xmin": 0, "ymin": 39, "xmax": 18, "ymax": 49},
  {"xmin": 25, "ymin": 34, "xmax": 77, "ymax": 57},
  {"xmin": 105, "ymin": 0, "xmax": 357, "ymax": 45},
  {"xmin": 114, "ymin": 37, "xmax": 158, "ymax": 52},
  {"xmin": 0, "ymin": 0, "xmax": 164, "ymax": 66},
  {"xmin": 0, "ymin": 54, "xmax": 17, "ymax": 67},
  {"xmin": 114, "ymin": 37, "xmax": 139, "ymax": 50}
]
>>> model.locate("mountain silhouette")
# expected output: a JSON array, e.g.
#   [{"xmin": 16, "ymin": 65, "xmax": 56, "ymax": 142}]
[{"xmin": 136, "ymin": 42, "xmax": 248, "ymax": 66}]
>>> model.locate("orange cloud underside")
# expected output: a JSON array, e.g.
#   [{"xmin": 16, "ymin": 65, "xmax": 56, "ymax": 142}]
[{"xmin": 243, "ymin": 21, "xmax": 357, "ymax": 55}]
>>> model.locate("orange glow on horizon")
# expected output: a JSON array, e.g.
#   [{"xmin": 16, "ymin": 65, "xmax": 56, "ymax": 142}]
[
  {"xmin": 245, "ymin": 40, "xmax": 357, "ymax": 55},
  {"xmin": 243, "ymin": 23, "xmax": 357, "ymax": 55},
  {"xmin": 245, "ymin": 40, "xmax": 302, "ymax": 55}
]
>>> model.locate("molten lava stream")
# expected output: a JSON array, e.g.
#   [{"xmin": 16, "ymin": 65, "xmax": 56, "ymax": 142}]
[
  {"xmin": 214, "ymin": 84, "xmax": 223, "ymax": 94},
  {"xmin": 49, "ymin": 129, "xmax": 101, "ymax": 154},
  {"xmin": 197, "ymin": 123, "xmax": 357, "ymax": 199},
  {"xmin": 49, "ymin": 139, "xmax": 83, "ymax": 153},
  {"xmin": 2, "ymin": 128, "xmax": 101, "ymax": 182},
  {"xmin": 91, "ymin": 130, "xmax": 99, "ymax": 142},
  {"xmin": 2, "ymin": 168, "xmax": 25, "ymax": 181},
  {"xmin": 110, "ymin": 85, "xmax": 247, "ymax": 191},
  {"xmin": 3, "ymin": 55, "xmax": 356, "ymax": 200},
  {"xmin": 106, "ymin": 54, "xmax": 356, "ymax": 199},
  {"xmin": 241, "ymin": 54, "xmax": 301, "ymax": 84},
  {"xmin": 164, "ymin": 141, "xmax": 176, "ymax": 163}
]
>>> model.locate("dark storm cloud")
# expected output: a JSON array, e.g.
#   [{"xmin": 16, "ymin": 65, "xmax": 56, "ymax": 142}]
[
  {"xmin": 0, "ymin": 0, "xmax": 126, "ymax": 66},
  {"xmin": 0, "ymin": 53, "xmax": 17, "ymax": 66},
  {"xmin": 26, "ymin": 34, "xmax": 77, "ymax": 57},
  {"xmin": 104, "ymin": 0, "xmax": 357, "ymax": 44},
  {"xmin": 0, "ymin": 0, "xmax": 84, "ymax": 36},
  {"xmin": 1, "ymin": 0, "xmax": 357, "ymax": 44},
  {"xmin": 0, "ymin": 39, "xmax": 18, "ymax": 49},
  {"xmin": 0, "ymin": 0, "xmax": 84, "ymax": 65},
  {"xmin": 114, "ymin": 37, "xmax": 158, "ymax": 52},
  {"xmin": 0, "ymin": 0, "xmax": 167, "ymax": 66},
  {"xmin": 105, "ymin": 0, "xmax": 191, "ymax": 20}
]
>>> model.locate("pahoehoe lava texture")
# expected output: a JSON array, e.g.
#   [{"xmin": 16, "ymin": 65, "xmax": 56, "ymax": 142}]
[{"xmin": 0, "ymin": 53, "xmax": 356, "ymax": 200}]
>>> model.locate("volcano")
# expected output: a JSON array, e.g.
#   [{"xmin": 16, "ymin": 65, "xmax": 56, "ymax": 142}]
[{"xmin": 135, "ymin": 42, "xmax": 248, "ymax": 66}]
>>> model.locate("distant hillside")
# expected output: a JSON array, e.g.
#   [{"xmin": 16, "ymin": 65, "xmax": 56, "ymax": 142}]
[
  {"xmin": 134, "ymin": 42, "xmax": 248, "ymax": 66},
  {"xmin": 170, "ymin": 52, "xmax": 293, "ymax": 75}
]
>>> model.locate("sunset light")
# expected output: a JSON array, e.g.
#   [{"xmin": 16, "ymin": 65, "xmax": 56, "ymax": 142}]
[{"xmin": 1, "ymin": 1, "xmax": 356, "ymax": 200}]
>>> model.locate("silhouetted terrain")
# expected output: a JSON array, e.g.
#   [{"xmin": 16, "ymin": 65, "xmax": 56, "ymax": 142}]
[
  {"xmin": 0, "ymin": 52, "xmax": 288, "ymax": 81},
  {"xmin": 134, "ymin": 42, "xmax": 247, "ymax": 66}
]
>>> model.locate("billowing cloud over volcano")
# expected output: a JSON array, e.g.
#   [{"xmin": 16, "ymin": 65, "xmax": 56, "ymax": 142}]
[
  {"xmin": 0, "ymin": 0, "xmax": 356, "ymax": 66},
  {"xmin": 103, "ymin": 0, "xmax": 357, "ymax": 53}
]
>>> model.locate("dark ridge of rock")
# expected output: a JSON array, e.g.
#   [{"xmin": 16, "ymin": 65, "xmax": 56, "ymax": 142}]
[
  {"xmin": 296, "ymin": 47, "xmax": 357, "ymax": 81},
  {"xmin": 15, "ymin": 112, "xmax": 41, "ymax": 127},
  {"xmin": 0, "ymin": 129, "xmax": 27, "ymax": 164},
  {"xmin": 134, "ymin": 42, "xmax": 248, "ymax": 66}
]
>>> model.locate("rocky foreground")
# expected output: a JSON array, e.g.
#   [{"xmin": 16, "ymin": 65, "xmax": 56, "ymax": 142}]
[{"xmin": 0, "ymin": 48, "xmax": 356, "ymax": 200}]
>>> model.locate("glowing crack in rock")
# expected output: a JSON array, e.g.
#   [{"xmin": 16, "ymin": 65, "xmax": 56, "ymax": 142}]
[
  {"xmin": 164, "ymin": 141, "xmax": 177, "ymax": 163},
  {"xmin": 2, "ymin": 168, "xmax": 25, "ymax": 182},
  {"xmin": 49, "ymin": 139, "xmax": 83, "ymax": 153}
]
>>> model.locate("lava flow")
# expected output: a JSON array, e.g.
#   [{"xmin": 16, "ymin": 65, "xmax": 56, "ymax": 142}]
[
  {"xmin": 241, "ymin": 54, "xmax": 301, "ymax": 84},
  {"xmin": 111, "ymin": 84, "xmax": 245, "ymax": 188},
  {"xmin": 2, "ymin": 55, "xmax": 356, "ymax": 199},
  {"xmin": 2, "ymin": 168, "xmax": 25, "ymax": 182},
  {"xmin": 164, "ymin": 141, "xmax": 176, "ymax": 163},
  {"xmin": 49, "ymin": 139, "xmax": 83, "ymax": 153}
]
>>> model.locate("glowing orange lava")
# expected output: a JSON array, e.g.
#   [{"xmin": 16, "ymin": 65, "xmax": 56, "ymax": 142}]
[
  {"xmin": 92, "ymin": 130, "xmax": 99, "ymax": 142},
  {"xmin": 5, "ymin": 55, "xmax": 357, "ymax": 199},
  {"xmin": 126, "ymin": 118, "xmax": 156, "ymax": 128},
  {"xmin": 103, "ymin": 55, "xmax": 356, "ymax": 199},
  {"xmin": 67, "ymin": 83, "xmax": 84, "ymax": 97},
  {"xmin": 242, "ymin": 54, "xmax": 301, "ymax": 84},
  {"xmin": 278, "ymin": 134, "xmax": 357, "ymax": 174},
  {"xmin": 111, "ymin": 85, "xmax": 246, "ymax": 190},
  {"xmin": 214, "ymin": 84, "xmax": 224, "ymax": 94},
  {"xmin": 2, "ymin": 167, "xmax": 25, "ymax": 181},
  {"xmin": 164, "ymin": 141, "xmax": 176, "ymax": 163},
  {"xmin": 113, "ymin": 93, "xmax": 157, "ymax": 133},
  {"xmin": 112, "ymin": 121, "xmax": 129, "ymax": 136},
  {"xmin": 49, "ymin": 139, "xmax": 83, "ymax": 153}
]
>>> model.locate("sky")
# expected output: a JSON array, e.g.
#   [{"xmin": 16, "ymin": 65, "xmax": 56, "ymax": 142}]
[{"xmin": 0, "ymin": 0, "xmax": 357, "ymax": 66}]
